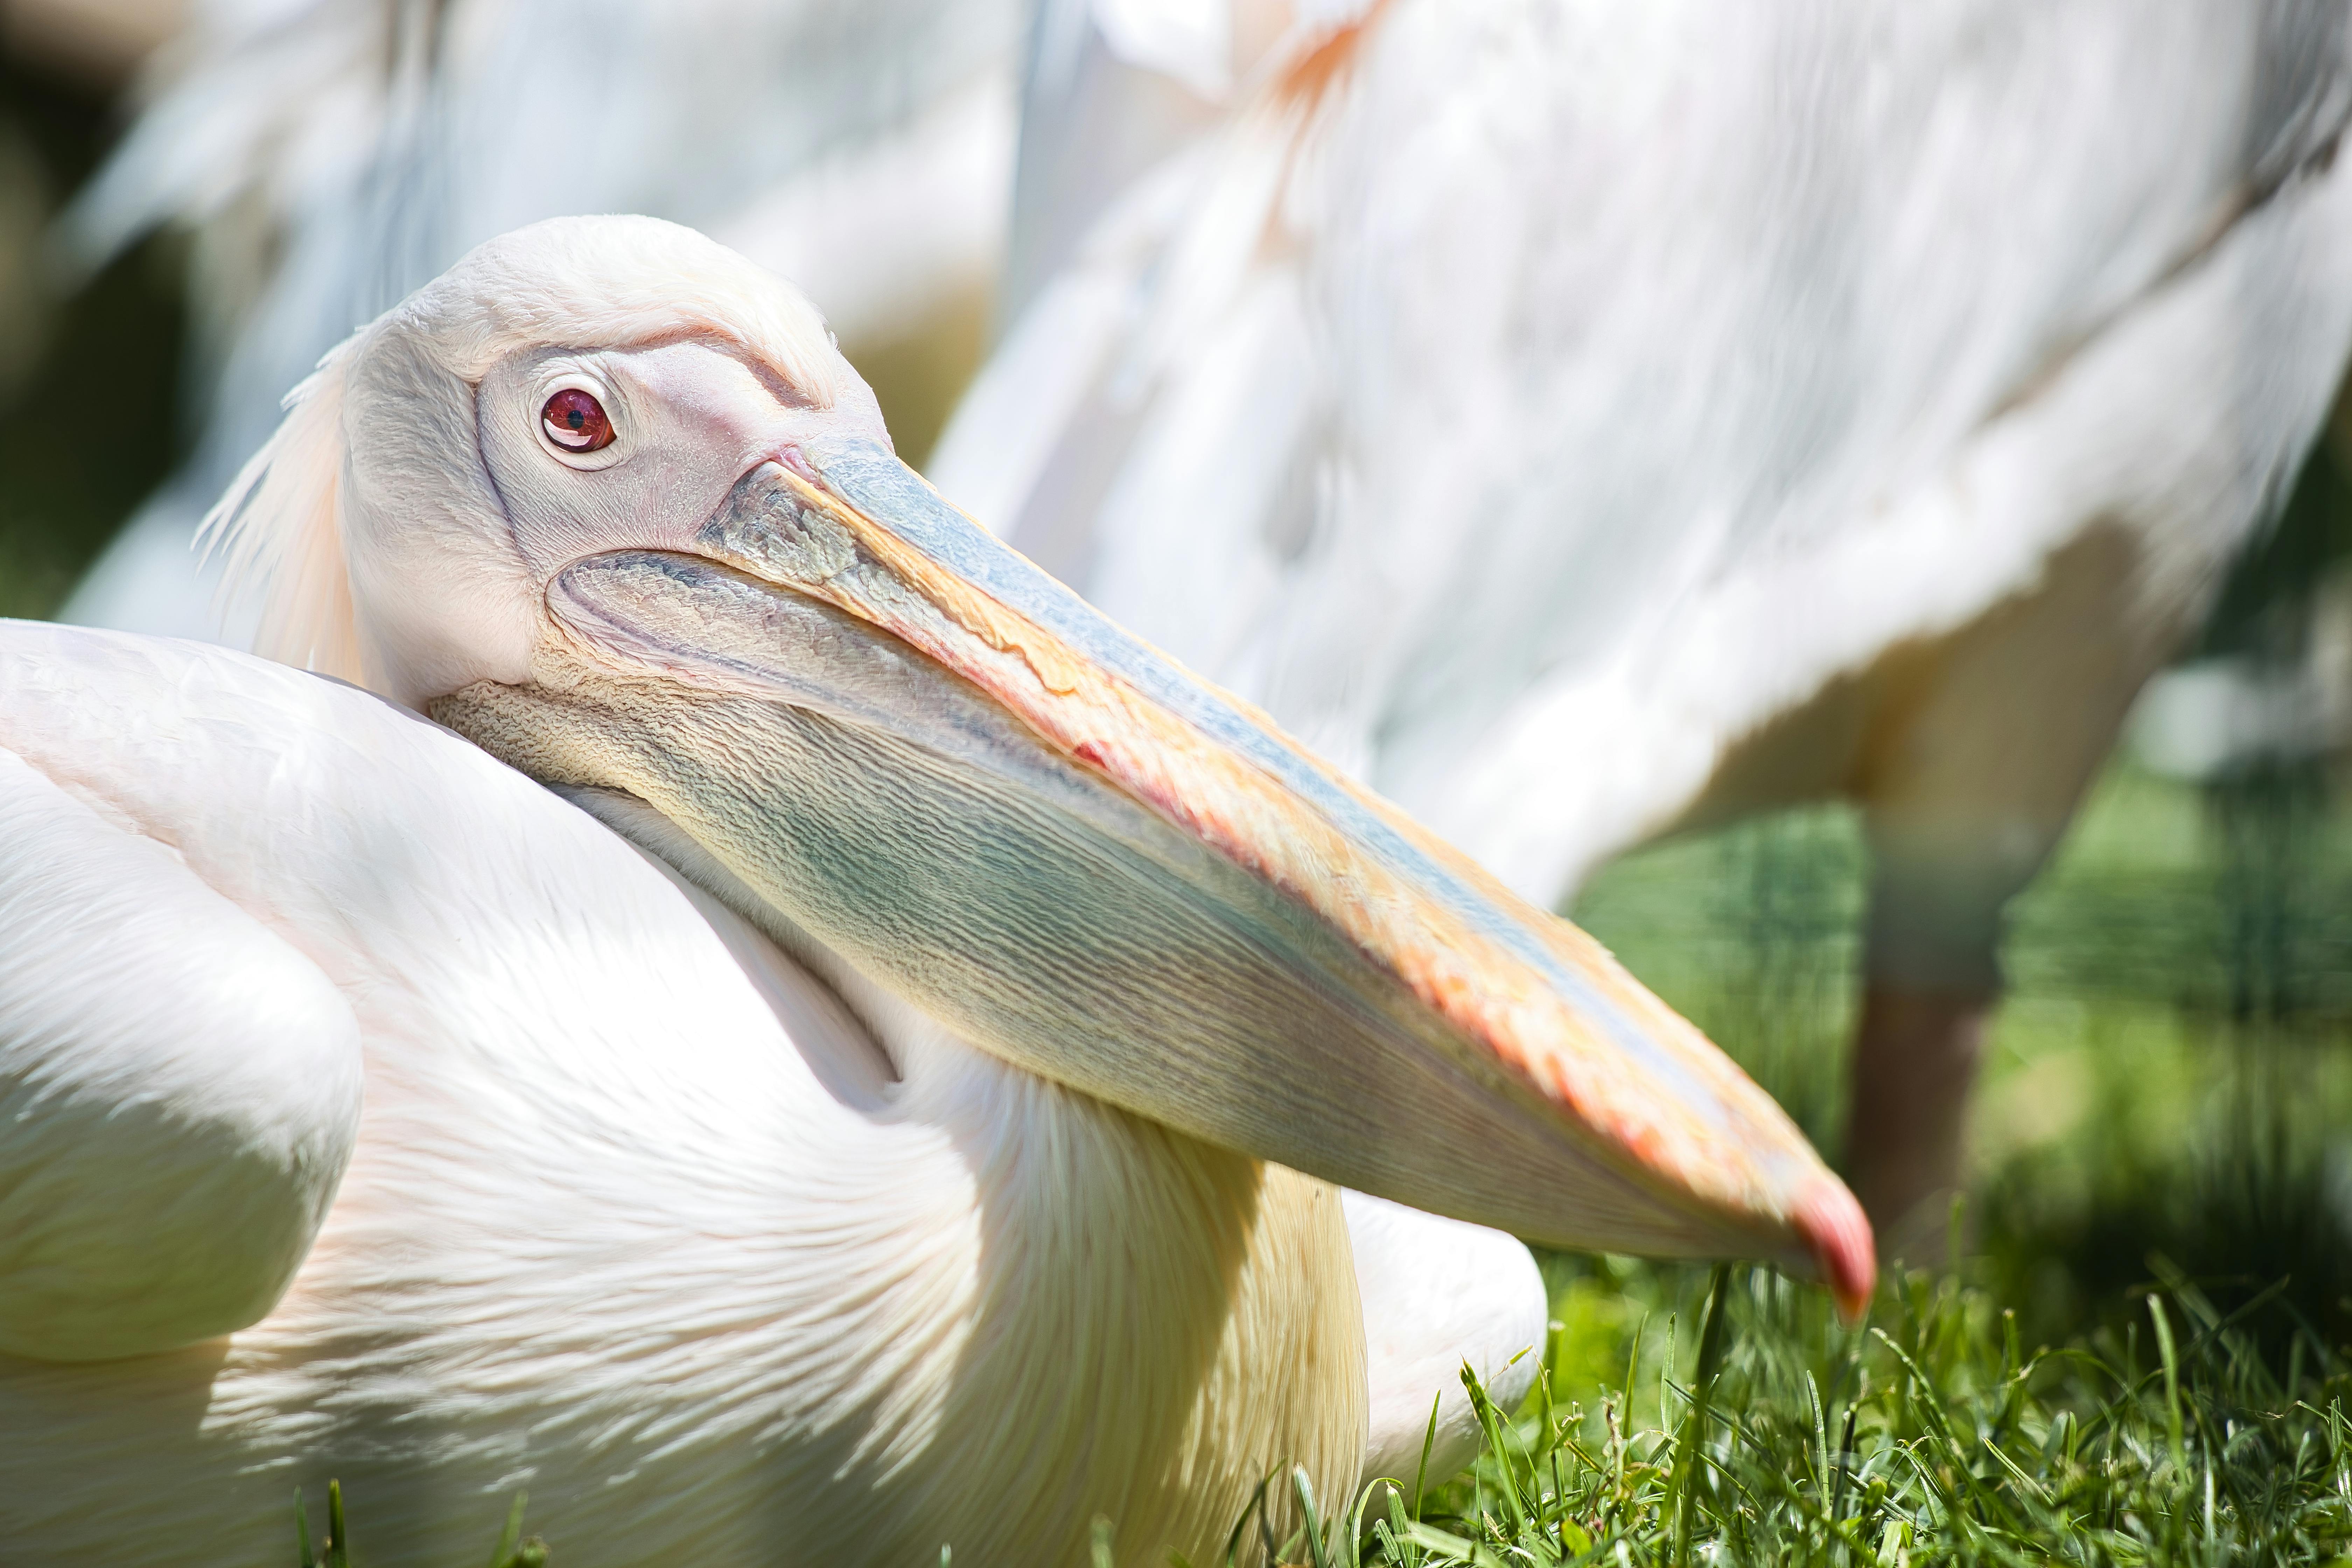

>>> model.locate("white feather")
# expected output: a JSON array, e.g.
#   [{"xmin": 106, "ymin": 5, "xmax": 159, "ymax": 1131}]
[
  {"xmin": 0, "ymin": 612, "xmax": 1544, "ymax": 1560},
  {"xmin": 934, "ymin": 0, "xmax": 2352, "ymax": 913}
]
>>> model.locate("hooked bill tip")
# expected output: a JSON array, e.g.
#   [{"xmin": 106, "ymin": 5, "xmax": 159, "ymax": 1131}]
[{"xmin": 1795, "ymin": 1179, "xmax": 1876, "ymax": 1324}]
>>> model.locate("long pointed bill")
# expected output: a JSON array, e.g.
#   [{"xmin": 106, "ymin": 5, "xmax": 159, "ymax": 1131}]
[{"xmin": 433, "ymin": 435, "xmax": 1874, "ymax": 1318}]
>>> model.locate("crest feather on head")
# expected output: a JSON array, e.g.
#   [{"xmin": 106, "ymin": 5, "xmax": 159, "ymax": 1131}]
[
  {"xmin": 200, "ymin": 341, "xmax": 364, "ymax": 681},
  {"xmin": 200, "ymin": 215, "xmax": 844, "ymax": 687}
]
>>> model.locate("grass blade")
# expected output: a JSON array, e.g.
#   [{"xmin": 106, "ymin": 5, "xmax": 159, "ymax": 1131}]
[
  {"xmin": 1291, "ymin": 1468, "xmax": 1336, "ymax": 1568},
  {"xmin": 489, "ymin": 1490, "xmax": 528, "ymax": 1567},
  {"xmin": 1413, "ymin": 1392, "xmax": 1441, "ymax": 1521},
  {"xmin": 2148, "ymin": 1292, "xmax": 2185, "ymax": 1470},
  {"xmin": 1668, "ymin": 1265, "xmax": 1730, "ymax": 1564}
]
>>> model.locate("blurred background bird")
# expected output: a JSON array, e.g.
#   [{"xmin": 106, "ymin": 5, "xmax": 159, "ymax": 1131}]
[
  {"xmin": 928, "ymin": 0, "xmax": 2352, "ymax": 1255},
  {"xmin": 5, "ymin": 0, "xmax": 2352, "ymax": 1415}
]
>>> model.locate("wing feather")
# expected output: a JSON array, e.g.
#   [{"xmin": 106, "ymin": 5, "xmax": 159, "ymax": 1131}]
[
  {"xmin": 949, "ymin": 0, "xmax": 2352, "ymax": 900},
  {"xmin": 0, "ymin": 747, "xmax": 362, "ymax": 1362}
]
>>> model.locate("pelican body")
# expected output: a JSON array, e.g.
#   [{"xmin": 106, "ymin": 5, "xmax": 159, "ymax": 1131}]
[
  {"xmin": 0, "ymin": 219, "xmax": 1867, "ymax": 1563},
  {"xmin": 0, "ymin": 621, "xmax": 1388, "ymax": 1559}
]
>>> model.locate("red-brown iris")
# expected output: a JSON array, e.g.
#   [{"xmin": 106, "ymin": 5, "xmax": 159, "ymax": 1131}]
[{"xmin": 541, "ymin": 388, "xmax": 614, "ymax": 452}]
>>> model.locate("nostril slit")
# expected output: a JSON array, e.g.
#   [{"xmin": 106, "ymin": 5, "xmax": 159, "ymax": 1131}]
[{"xmin": 779, "ymin": 446, "xmax": 821, "ymax": 485}]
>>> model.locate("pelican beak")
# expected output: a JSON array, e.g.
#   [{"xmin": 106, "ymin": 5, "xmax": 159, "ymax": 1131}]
[{"xmin": 432, "ymin": 435, "xmax": 1873, "ymax": 1318}]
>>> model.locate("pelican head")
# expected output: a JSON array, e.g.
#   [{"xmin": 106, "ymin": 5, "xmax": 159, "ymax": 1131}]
[{"xmin": 212, "ymin": 215, "xmax": 1872, "ymax": 1314}]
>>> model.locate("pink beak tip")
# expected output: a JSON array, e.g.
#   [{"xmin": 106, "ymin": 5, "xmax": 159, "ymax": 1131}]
[{"xmin": 1795, "ymin": 1178, "xmax": 1877, "ymax": 1325}]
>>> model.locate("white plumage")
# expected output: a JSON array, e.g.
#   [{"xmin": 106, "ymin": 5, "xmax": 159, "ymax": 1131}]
[
  {"xmin": 931, "ymin": 0, "xmax": 2352, "ymax": 1237},
  {"xmin": 0, "ymin": 217, "xmax": 1877, "ymax": 1562},
  {"xmin": 0, "ymin": 620, "xmax": 1336, "ymax": 1558}
]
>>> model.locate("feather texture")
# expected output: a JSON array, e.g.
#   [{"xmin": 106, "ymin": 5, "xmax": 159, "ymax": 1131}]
[
  {"xmin": 933, "ymin": 0, "xmax": 2352, "ymax": 909},
  {"xmin": 0, "ymin": 618, "xmax": 1552, "ymax": 1561},
  {"xmin": 0, "ymin": 621, "xmax": 1370, "ymax": 1561}
]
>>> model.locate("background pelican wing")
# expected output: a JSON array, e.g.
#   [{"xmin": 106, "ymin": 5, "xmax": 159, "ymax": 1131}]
[{"xmin": 931, "ymin": 0, "xmax": 2352, "ymax": 901}]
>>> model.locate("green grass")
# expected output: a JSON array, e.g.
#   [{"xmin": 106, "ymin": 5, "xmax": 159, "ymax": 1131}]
[
  {"xmin": 293, "ymin": 1480, "xmax": 548, "ymax": 1568},
  {"xmin": 1316, "ymin": 1253, "xmax": 2352, "ymax": 1568}
]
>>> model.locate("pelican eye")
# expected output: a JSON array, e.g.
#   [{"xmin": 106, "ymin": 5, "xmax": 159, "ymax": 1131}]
[{"xmin": 541, "ymin": 388, "xmax": 615, "ymax": 453}]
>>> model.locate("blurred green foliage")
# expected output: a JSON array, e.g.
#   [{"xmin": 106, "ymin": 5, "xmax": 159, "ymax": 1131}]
[
  {"xmin": 1575, "ymin": 708, "xmax": 2352, "ymax": 1370},
  {"xmin": 0, "ymin": 52, "xmax": 186, "ymax": 621}
]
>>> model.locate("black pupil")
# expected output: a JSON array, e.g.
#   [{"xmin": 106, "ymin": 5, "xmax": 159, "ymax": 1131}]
[{"xmin": 566, "ymin": 407, "xmax": 585, "ymax": 429}]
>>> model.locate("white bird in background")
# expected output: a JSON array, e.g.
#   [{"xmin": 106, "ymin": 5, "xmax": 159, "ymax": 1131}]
[
  {"xmin": 59, "ymin": 0, "xmax": 1021, "ymax": 640},
  {"xmin": 930, "ymin": 0, "xmax": 2352, "ymax": 1245},
  {"xmin": 0, "ymin": 218, "xmax": 1873, "ymax": 1563}
]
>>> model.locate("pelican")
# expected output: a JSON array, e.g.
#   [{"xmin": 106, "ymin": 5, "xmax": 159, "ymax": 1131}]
[
  {"xmin": 0, "ymin": 217, "xmax": 1871, "ymax": 1564},
  {"xmin": 930, "ymin": 0, "xmax": 2352, "ymax": 1245}
]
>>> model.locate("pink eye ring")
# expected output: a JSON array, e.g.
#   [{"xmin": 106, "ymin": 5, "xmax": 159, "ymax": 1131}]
[{"xmin": 541, "ymin": 388, "xmax": 614, "ymax": 453}]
